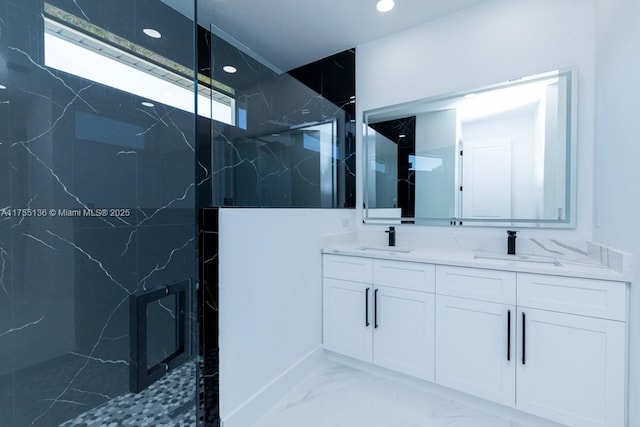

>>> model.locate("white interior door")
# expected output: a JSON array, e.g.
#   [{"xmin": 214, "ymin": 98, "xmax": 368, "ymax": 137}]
[{"xmin": 462, "ymin": 138, "xmax": 512, "ymax": 219}]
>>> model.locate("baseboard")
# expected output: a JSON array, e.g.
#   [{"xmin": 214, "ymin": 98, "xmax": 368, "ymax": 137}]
[{"xmin": 221, "ymin": 346, "xmax": 324, "ymax": 427}]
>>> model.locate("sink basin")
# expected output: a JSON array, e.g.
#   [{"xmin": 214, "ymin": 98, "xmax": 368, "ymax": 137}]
[
  {"xmin": 357, "ymin": 246, "xmax": 413, "ymax": 254},
  {"xmin": 474, "ymin": 251, "xmax": 561, "ymax": 266}
]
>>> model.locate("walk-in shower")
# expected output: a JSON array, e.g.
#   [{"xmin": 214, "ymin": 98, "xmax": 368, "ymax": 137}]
[
  {"xmin": 0, "ymin": 1, "xmax": 199, "ymax": 425},
  {"xmin": 1, "ymin": 1, "xmax": 356, "ymax": 425}
]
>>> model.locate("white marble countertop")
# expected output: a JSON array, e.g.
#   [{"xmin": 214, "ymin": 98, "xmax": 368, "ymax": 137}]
[{"xmin": 322, "ymin": 243, "xmax": 630, "ymax": 282}]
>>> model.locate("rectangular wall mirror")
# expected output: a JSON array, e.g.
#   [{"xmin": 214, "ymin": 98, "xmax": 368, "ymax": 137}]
[{"xmin": 363, "ymin": 69, "xmax": 577, "ymax": 227}]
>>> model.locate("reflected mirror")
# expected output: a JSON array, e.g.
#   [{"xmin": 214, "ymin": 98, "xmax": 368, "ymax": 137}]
[{"xmin": 364, "ymin": 69, "xmax": 577, "ymax": 227}]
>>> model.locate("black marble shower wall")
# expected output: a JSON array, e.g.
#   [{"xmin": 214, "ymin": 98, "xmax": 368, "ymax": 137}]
[
  {"xmin": 198, "ymin": 207, "xmax": 219, "ymax": 426},
  {"xmin": 288, "ymin": 49, "xmax": 357, "ymax": 208},
  {"xmin": 197, "ymin": 28, "xmax": 356, "ymax": 209},
  {"xmin": 0, "ymin": 1, "xmax": 197, "ymax": 426}
]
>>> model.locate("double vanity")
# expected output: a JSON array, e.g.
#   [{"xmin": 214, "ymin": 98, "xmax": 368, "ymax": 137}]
[
  {"xmin": 348, "ymin": 65, "xmax": 625, "ymax": 426},
  {"xmin": 322, "ymin": 238, "xmax": 629, "ymax": 427}
]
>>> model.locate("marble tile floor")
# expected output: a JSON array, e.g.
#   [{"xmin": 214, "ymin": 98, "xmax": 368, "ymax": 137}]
[
  {"xmin": 253, "ymin": 359, "xmax": 555, "ymax": 427},
  {"xmin": 61, "ymin": 362, "xmax": 197, "ymax": 427}
]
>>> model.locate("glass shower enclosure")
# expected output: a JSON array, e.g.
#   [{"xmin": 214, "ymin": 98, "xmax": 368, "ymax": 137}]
[{"xmin": 0, "ymin": 0, "xmax": 199, "ymax": 425}]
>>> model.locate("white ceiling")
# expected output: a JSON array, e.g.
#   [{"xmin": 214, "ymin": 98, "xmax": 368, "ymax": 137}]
[{"xmin": 163, "ymin": 0, "xmax": 488, "ymax": 72}]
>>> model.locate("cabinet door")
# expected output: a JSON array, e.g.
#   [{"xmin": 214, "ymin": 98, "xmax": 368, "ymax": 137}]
[
  {"xmin": 517, "ymin": 308, "xmax": 626, "ymax": 427},
  {"xmin": 323, "ymin": 278, "xmax": 372, "ymax": 362},
  {"xmin": 372, "ymin": 287, "xmax": 434, "ymax": 380},
  {"xmin": 435, "ymin": 295, "xmax": 515, "ymax": 406}
]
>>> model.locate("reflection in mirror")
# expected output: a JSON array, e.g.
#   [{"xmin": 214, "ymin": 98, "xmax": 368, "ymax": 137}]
[{"xmin": 364, "ymin": 69, "xmax": 576, "ymax": 227}]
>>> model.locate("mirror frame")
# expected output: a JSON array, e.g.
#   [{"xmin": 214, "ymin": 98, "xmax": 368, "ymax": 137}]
[{"xmin": 362, "ymin": 68, "xmax": 578, "ymax": 228}]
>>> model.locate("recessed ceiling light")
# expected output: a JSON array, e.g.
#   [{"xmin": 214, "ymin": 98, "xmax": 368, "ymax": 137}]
[
  {"xmin": 0, "ymin": 84, "xmax": 6, "ymax": 90},
  {"xmin": 376, "ymin": 0, "xmax": 395, "ymax": 13},
  {"xmin": 223, "ymin": 65, "xmax": 237, "ymax": 74},
  {"xmin": 141, "ymin": 101, "xmax": 155, "ymax": 107},
  {"xmin": 143, "ymin": 28, "xmax": 162, "ymax": 39}
]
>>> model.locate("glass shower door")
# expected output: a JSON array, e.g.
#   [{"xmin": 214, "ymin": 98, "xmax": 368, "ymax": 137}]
[{"xmin": 0, "ymin": 0, "xmax": 199, "ymax": 425}]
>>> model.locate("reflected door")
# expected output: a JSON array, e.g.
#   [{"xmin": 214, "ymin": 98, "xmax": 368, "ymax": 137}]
[{"xmin": 462, "ymin": 139, "xmax": 512, "ymax": 219}]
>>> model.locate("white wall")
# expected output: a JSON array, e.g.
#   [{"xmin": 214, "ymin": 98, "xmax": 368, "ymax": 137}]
[
  {"xmin": 356, "ymin": 0, "xmax": 596, "ymax": 238},
  {"xmin": 593, "ymin": 0, "xmax": 640, "ymax": 425},
  {"xmin": 219, "ymin": 208, "xmax": 355, "ymax": 421}
]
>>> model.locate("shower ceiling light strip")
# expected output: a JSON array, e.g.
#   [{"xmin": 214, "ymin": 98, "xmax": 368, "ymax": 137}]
[
  {"xmin": 44, "ymin": 3, "xmax": 233, "ymax": 96},
  {"xmin": 44, "ymin": 17, "xmax": 234, "ymax": 124}
]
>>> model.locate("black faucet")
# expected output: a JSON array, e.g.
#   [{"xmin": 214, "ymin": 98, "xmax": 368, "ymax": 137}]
[
  {"xmin": 386, "ymin": 226, "xmax": 396, "ymax": 247},
  {"xmin": 507, "ymin": 230, "xmax": 517, "ymax": 255}
]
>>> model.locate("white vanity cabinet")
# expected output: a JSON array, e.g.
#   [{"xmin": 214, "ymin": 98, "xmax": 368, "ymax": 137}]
[
  {"xmin": 435, "ymin": 266, "xmax": 517, "ymax": 407},
  {"xmin": 323, "ymin": 256, "xmax": 373, "ymax": 361},
  {"xmin": 322, "ymin": 255, "xmax": 436, "ymax": 380},
  {"xmin": 323, "ymin": 278, "xmax": 373, "ymax": 362},
  {"xmin": 322, "ymin": 253, "xmax": 628, "ymax": 427},
  {"xmin": 435, "ymin": 267, "xmax": 627, "ymax": 427},
  {"xmin": 516, "ymin": 274, "xmax": 627, "ymax": 427},
  {"xmin": 371, "ymin": 260, "xmax": 435, "ymax": 380},
  {"xmin": 372, "ymin": 286, "xmax": 434, "ymax": 380}
]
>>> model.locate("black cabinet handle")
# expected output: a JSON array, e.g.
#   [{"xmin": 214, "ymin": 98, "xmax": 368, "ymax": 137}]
[
  {"xmin": 374, "ymin": 289, "xmax": 379, "ymax": 329},
  {"xmin": 522, "ymin": 312, "xmax": 526, "ymax": 365},
  {"xmin": 365, "ymin": 288, "xmax": 370, "ymax": 327},
  {"xmin": 507, "ymin": 310, "xmax": 511, "ymax": 361}
]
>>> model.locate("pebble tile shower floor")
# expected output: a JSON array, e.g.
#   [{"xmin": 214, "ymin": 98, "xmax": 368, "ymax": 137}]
[{"xmin": 61, "ymin": 362, "xmax": 196, "ymax": 427}]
